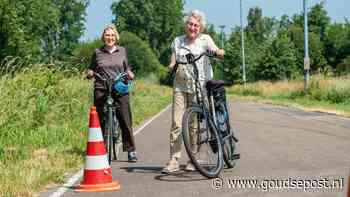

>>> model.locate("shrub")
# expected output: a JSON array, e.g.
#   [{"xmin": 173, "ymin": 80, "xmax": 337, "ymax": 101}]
[
  {"xmin": 335, "ymin": 55, "xmax": 350, "ymax": 76},
  {"xmin": 71, "ymin": 39, "xmax": 103, "ymax": 70},
  {"xmin": 119, "ymin": 31, "xmax": 164, "ymax": 79}
]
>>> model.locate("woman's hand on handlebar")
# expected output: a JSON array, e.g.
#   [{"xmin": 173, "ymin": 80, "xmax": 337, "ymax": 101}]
[
  {"xmin": 86, "ymin": 69, "xmax": 94, "ymax": 79},
  {"xmin": 207, "ymin": 48, "xmax": 225, "ymax": 59},
  {"xmin": 216, "ymin": 49, "xmax": 225, "ymax": 58},
  {"xmin": 127, "ymin": 70, "xmax": 135, "ymax": 80}
]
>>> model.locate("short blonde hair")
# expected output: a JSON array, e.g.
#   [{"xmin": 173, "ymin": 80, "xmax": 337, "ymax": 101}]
[
  {"xmin": 185, "ymin": 10, "xmax": 206, "ymax": 32},
  {"xmin": 101, "ymin": 24, "xmax": 120, "ymax": 43}
]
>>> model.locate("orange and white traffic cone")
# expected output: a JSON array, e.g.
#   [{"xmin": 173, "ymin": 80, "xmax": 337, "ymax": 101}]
[{"xmin": 75, "ymin": 106, "xmax": 120, "ymax": 192}]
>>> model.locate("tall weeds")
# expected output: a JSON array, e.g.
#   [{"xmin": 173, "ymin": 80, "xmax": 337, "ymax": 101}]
[
  {"xmin": 228, "ymin": 75, "xmax": 350, "ymax": 115},
  {"xmin": 0, "ymin": 59, "xmax": 172, "ymax": 196}
]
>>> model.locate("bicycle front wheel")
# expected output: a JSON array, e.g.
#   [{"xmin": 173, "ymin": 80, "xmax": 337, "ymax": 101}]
[
  {"xmin": 104, "ymin": 110, "xmax": 114, "ymax": 164},
  {"xmin": 112, "ymin": 122, "xmax": 122, "ymax": 161},
  {"xmin": 216, "ymin": 102, "xmax": 237, "ymax": 168},
  {"xmin": 182, "ymin": 106, "xmax": 223, "ymax": 178}
]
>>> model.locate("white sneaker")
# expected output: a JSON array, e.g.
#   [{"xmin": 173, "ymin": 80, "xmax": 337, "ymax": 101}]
[
  {"xmin": 161, "ymin": 158, "xmax": 180, "ymax": 174},
  {"xmin": 185, "ymin": 161, "xmax": 196, "ymax": 171}
]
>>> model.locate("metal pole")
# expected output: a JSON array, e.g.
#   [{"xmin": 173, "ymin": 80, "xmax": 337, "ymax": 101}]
[
  {"xmin": 303, "ymin": 0, "xmax": 310, "ymax": 89},
  {"xmin": 219, "ymin": 25, "xmax": 225, "ymax": 81},
  {"xmin": 240, "ymin": 0, "xmax": 246, "ymax": 86}
]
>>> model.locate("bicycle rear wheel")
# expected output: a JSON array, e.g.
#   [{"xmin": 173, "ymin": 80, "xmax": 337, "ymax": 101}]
[
  {"xmin": 216, "ymin": 102, "xmax": 238, "ymax": 168},
  {"xmin": 182, "ymin": 106, "xmax": 223, "ymax": 178}
]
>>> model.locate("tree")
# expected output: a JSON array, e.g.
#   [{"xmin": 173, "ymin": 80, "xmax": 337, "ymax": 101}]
[
  {"xmin": 224, "ymin": 27, "xmax": 242, "ymax": 84},
  {"xmin": 119, "ymin": 31, "xmax": 164, "ymax": 78},
  {"xmin": 111, "ymin": 0, "xmax": 184, "ymax": 64},
  {"xmin": 287, "ymin": 3, "xmax": 332, "ymax": 74},
  {"xmin": 308, "ymin": 2, "xmax": 330, "ymax": 42},
  {"xmin": 335, "ymin": 55, "xmax": 350, "ymax": 75},
  {"xmin": 71, "ymin": 38, "xmax": 103, "ymax": 70},
  {"xmin": 279, "ymin": 15, "xmax": 292, "ymax": 31},
  {"xmin": 0, "ymin": 0, "xmax": 60, "ymax": 60},
  {"xmin": 246, "ymin": 7, "xmax": 276, "ymax": 44},
  {"xmin": 324, "ymin": 23, "xmax": 350, "ymax": 68},
  {"xmin": 0, "ymin": 0, "xmax": 88, "ymax": 63},
  {"xmin": 255, "ymin": 34, "xmax": 298, "ymax": 80},
  {"xmin": 309, "ymin": 32, "xmax": 329, "ymax": 73},
  {"xmin": 52, "ymin": 0, "xmax": 89, "ymax": 59},
  {"xmin": 246, "ymin": 7, "xmax": 264, "ymax": 44}
]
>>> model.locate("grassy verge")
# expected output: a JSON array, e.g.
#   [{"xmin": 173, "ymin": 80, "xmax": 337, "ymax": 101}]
[
  {"xmin": 227, "ymin": 75, "xmax": 350, "ymax": 117},
  {"xmin": 0, "ymin": 66, "xmax": 172, "ymax": 197}
]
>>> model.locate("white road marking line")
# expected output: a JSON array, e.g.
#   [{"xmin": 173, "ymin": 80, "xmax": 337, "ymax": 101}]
[
  {"xmin": 48, "ymin": 169, "xmax": 83, "ymax": 197},
  {"xmin": 134, "ymin": 104, "xmax": 171, "ymax": 135}
]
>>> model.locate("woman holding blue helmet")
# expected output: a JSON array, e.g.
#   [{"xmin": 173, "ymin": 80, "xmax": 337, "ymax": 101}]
[{"xmin": 86, "ymin": 24, "xmax": 138, "ymax": 162}]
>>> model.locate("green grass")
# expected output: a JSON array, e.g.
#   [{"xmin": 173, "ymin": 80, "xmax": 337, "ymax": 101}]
[
  {"xmin": 228, "ymin": 75, "xmax": 350, "ymax": 117},
  {"xmin": 0, "ymin": 65, "xmax": 172, "ymax": 197}
]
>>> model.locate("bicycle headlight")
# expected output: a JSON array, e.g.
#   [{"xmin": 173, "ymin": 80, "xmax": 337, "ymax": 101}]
[{"xmin": 107, "ymin": 97, "xmax": 114, "ymax": 105}]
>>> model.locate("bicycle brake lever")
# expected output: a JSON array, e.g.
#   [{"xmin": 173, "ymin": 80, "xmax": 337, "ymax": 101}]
[
  {"xmin": 206, "ymin": 49, "xmax": 217, "ymax": 58},
  {"xmin": 93, "ymin": 72, "xmax": 104, "ymax": 81}
]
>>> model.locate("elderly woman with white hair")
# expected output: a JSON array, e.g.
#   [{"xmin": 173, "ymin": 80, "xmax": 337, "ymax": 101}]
[{"xmin": 162, "ymin": 10, "xmax": 225, "ymax": 173}]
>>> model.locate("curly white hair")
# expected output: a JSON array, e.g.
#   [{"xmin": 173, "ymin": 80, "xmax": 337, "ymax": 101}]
[{"xmin": 184, "ymin": 9, "xmax": 206, "ymax": 31}]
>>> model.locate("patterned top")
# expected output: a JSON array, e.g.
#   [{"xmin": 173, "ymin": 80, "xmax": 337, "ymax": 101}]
[{"xmin": 171, "ymin": 34, "xmax": 218, "ymax": 93}]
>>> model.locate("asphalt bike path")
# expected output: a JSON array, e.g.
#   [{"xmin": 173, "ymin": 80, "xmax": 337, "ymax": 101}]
[{"xmin": 43, "ymin": 101, "xmax": 350, "ymax": 197}]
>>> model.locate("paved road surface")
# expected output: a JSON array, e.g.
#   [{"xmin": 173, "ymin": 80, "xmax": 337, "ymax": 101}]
[{"xmin": 42, "ymin": 101, "xmax": 350, "ymax": 197}]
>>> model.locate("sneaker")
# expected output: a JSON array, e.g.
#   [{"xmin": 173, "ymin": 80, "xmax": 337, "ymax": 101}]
[
  {"xmin": 128, "ymin": 151, "xmax": 138, "ymax": 162},
  {"xmin": 185, "ymin": 161, "xmax": 196, "ymax": 171},
  {"xmin": 161, "ymin": 158, "xmax": 180, "ymax": 174}
]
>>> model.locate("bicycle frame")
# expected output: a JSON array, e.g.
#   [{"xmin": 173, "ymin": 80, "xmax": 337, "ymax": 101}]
[
  {"xmin": 180, "ymin": 51, "xmax": 237, "ymax": 142},
  {"xmin": 176, "ymin": 49, "xmax": 218, "ymax": 129},
  {"xmin": 176, "ymin": 48, "xmax": 228, "ymax": 178},
  {"xmin": 177, "ymin": 49, "xmax": 240, "ymax": 174},
  {"xmin": 94, "ymin": 72, "xmax": 116, "ymax": 125},
  {"xmin": 93, "ymin": 71, "xmax": 119, "ymax": 162}
]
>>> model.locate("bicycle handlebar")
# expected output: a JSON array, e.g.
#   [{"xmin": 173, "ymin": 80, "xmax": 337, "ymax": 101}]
[
  {"xmin": 93, "ymin": 72, "xmax": 107, "ymax": 82},
  {"xmin": 91, "ymin": 71, "xmax": 132, "ymax": 93},
  {"xmin": 92, "ymin": 71, "xmax": 129, "ymax": 83},
  {"xmin": 171, "ymin": 50, "xmax": 218, "ymax": 75},
  {"xmin": 176, "ymin": 52, "xmax": 216, "ymax": 65}
]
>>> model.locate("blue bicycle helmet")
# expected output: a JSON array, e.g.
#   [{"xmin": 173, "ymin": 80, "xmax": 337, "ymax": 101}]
[{"xmin": 113, "ymin": 73, "xmax": 133, "ymax": 94}]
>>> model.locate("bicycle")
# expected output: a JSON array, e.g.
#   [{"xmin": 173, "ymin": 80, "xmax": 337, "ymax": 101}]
[
  {"xmin": 175, "ymin": 48, "xmax": 239, "ymax": 178},
  {"xmin": 92, "ymin": 71, "xmax": 131, "ymax": 164}
]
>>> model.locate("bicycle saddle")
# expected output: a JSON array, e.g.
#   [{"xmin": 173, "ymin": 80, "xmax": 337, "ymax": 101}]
[{"xmin": 205, "ymin": 80, "xmax": 224, "ymax": 91}]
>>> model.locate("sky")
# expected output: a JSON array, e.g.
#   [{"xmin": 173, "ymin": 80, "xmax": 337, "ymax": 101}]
[{"xmin": 83, "ymin": 0, "xmax": 349, "ymax": 41}]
